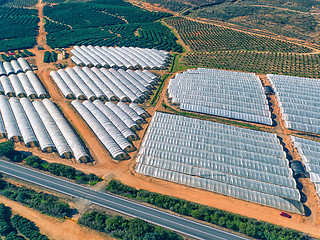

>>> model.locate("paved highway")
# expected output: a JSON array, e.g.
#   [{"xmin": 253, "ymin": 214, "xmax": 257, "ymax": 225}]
[{"xmin": 0, "ymin": 159, "xmax": 248, "ymax": 240}]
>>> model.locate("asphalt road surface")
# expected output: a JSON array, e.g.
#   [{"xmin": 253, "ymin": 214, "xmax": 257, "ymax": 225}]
[{"xmin": 0, "ymin": 159, "xmax": 248, "ymax": 240}]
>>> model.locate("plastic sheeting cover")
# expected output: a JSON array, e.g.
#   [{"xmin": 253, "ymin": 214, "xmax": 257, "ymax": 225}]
[{"xmin": 136, "ymin": 112, "xmax": 303, "ymax": 214}]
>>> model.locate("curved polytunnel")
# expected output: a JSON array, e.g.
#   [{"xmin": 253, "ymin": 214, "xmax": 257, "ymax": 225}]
[
  {"xmin": 8, "ymin": 75, "xmax": 26, "ymax": 97},
  {"xmin": 80, "ymin": 46, "xmax": 106, "ymax": 67},
  {"xmin": 9, "ymin": 97, "xmax": 37, "ymax": 147},
  {"xmin": 129, "ymin": 103, "xmax": 149, "ymax": 118},
  {"xmin": 0, "ymin": 62, "xmax": 6, "ymax": 77},
  {"xmin": 109, "ymin": 68, "xmax": 144, "ymax": 100},
  {"xmin": 26, "ymin": 71, "xmax": 47, "ymax": 98},
  {"xmin": 93, "ymin": 100, "xmax": 137, "ymax": 141},
  {"xmin": 33, "ymin": 100, "xmax": 72, "ymax": 158},
  {"xmin": 71, "ymin": 49, "xmax": 91, "ymax": 66},
  {"xmin": 93, "ymin": 46, "xmax": 117, "ymax": 68},
  {"xmin": 50, "ymin": 71, "xmax": 74, "ymax": 99},
  {"xmin": 74, "ymin": 46, "xmax": 100, "ymax": 67},
  {"xmin": 117, "ymin": 102, "xmax": 144, "ymax": 124},
  {"xmin": 17, "ymin": 73, "xmax": 37, "ymax": 98},
  {"xmin": 73, "ymin": 66, "xmax": 105, "ymax": 99},
  {"xmin": 17, "ymin": 58, "xmax": 32, "ymax": 72},
  {"xmin": 57, "ymin": 69, "xmax": 86, "ymax": 100},
  {"xmin": 135, "ymin": 70, "xmax": 155, "ymax": 85},
  {"xmin": 117, "ymin": 69, "xmax": 149, "ymax": 95},
  {"xmin": 10, "ymin": 60, "xmax": 23, "ymax": 74},
  {"xmin": 3, "ymin": 62, "xmax": 15, "ymax": 76},
  {"xmin": 71, "ymin": 56, "xmax": 83, "ymax": 66},
  {"xmin": 0, "ymin": 76, "xmax": 15, "ymax": 97},
  {"xmin": 105, "ymin": 102, "xmax": 141, "ymax": 131},
  {"xmin": 82, "ymin": 67, "xmax": 117, "ymax": 100},
  {"xmin": 91, "ymin": 67, "xmax": 125, "ymax": 101},
  {"xmin": 65, "ymin": 68, "xmax": 96, "ymax": 101},
  {"xmin": 83, "ymin": 100, "xmax": 134, "ymax": 152},
  {"xmin": 0, "ymin": 96, "xmax": 21, "ymax": 141},
  {"xmin": 100, "ymin": 68, "xmax": 138, "ymax": 102},
  {"xmin": 43, "ymin": 99, "xmax": 90, "ymax": 163},
  {"xmin": 71, "ymin": 100, "xmax": 127, "ymax": 160},
  {"xmin": 126, "ymin": 70, "xmax": 152, "ymax": 89},
  {"xmin": 20, "ymin": 98, "xmax": 54, "ymax": 152}
]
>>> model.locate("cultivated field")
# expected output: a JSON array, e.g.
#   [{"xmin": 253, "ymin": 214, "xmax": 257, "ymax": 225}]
[
  {"xmin": 43, "ymin": 0, "xmax": 182, "ymax": 52},
  {"xmin": 0, "ymin": 0, "xmax": 38, "ymax": 7},
  {"xmin": 0, "ymin": 7, "xmax": 39, "ymax": 52},
  {"xmin": 183, "ymin": 51, "xmax": 320, "ymax": 78},
  {"xmin": 164, "ymin": 17, "xmax": 313, "ymax": 53},
  {"xmin": 163, "ymin": 17, "xmax": 320, "ymax": 78}
]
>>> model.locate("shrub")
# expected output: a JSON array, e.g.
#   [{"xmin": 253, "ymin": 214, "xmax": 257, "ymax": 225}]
[
  {"xmin": 11, "ymin": 215, "xmax": 48, "ymax": 240},
  {"xmin": 79, "ymin": 210, "xmax": 182, "ymax": 240},
  {"xmin": 0, "ymin": 179, "xmax": 72, "ymax": 218},
  {"xmin": 0, "ymin": 142, "xmax": 14, "ymax": 157}
]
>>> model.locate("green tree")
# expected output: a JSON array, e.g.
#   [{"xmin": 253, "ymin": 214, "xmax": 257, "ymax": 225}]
[
  {"xmin": 105, "ymin": 215, "xmax": 126, "ymax": 232},
  {"xmin": 0, "ymin": 142, "xmax": 14, "ymax": 157},
  {"xmin": 127, "ymin": 218, "xmax": 153, "ymax": 237}
]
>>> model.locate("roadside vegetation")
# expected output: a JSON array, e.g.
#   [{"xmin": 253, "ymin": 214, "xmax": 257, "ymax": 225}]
[
  {"xmin": 0, "ymin": 203, "xmax": 48, "ymax": 239},
  {"xmin": 0, "ymin": 7, "xmax": 39, "ymax": 52},
  {"xmin": 44, "ymin": 0, "xmax": 183, "ymax": 52},
  {"xmin": 0, "ymin": 171, "xmax": 181, "ymax": 240},
  {"xmin": 0, "ymin": 177, "xmax": 72, "ymax": 218},
  {"xmin": 106, "ymin": 180, "xmax": 307, "ymax": 240},
  {"xmin": 79, "ymin": 210, "xmax": 182, "ymax": 240},
  {"xmin": 0, "ymin": 142, "xmax": 102, "ymax": 185}
]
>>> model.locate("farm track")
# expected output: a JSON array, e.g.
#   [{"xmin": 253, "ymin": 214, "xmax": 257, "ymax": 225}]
[{"xmin": 3, "ymin": 0, "xmax": 319, "ymax": 238}]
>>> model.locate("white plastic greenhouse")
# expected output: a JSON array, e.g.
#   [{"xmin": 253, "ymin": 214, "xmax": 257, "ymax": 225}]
[
  {"xmin": 136, "ymin": 112, "xmax": 304, "ymax": 214},
  {"xmin": 71, "ymin": 100, "xmax": 127, "ymax": 160},
  {"xmin": 17, "ymin": 58, "xmax": 32, "ymax": 72},
  {"xmin": 72, "ymin": 100, "xmax": 148, "ymax": 159},
  {"xmin": 0, "ymin": 97, "xmax": 88, "ymax": 162},
  {"xmin": 9, "ymin": 97, "xmax": 37, "ymax": 146},
  {"xmin": 71, "ymin": 46, "xmax": 170, "ymax": 69},
  {"xmin": 168, "ymin": 68, "xmax": 272, "ymax": 125},
  {"xmin": 268, "ymin": 74, "xmax": 320, "ymax": 134},
  {"xmin": 51, "ymin": 66, "xmax": 153, "ymax": 103},
  {"xmin": 291, "ymin": 136, "xmax": 320, "ymax": 199}
]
